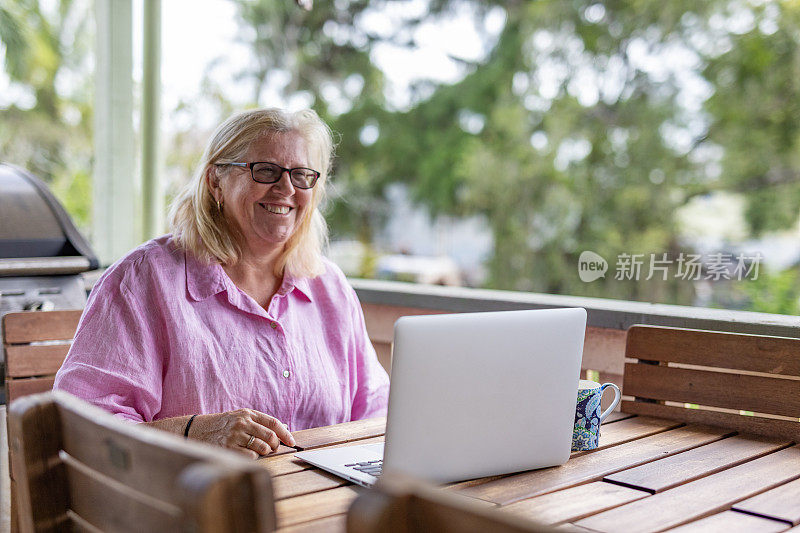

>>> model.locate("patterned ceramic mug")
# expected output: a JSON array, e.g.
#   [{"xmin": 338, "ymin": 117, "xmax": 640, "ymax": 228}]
[{"xmin": 572, "ymin": 379, "xmax": 621, "ymax": 451}]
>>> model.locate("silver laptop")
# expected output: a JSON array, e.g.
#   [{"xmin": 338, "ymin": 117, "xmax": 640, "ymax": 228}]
[{"xmin": 294, "ymin": 307, "xmax": 586, "ymax": 487}]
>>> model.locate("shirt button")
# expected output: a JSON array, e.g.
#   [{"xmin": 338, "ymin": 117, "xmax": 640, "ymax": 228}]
[
  {"xmin": 283, "ymin": 370, "xmax": 291, "ymax": 378},
  {"xmin": 270, "ymin": 322, "xmax": 278, "ymax": 329}
]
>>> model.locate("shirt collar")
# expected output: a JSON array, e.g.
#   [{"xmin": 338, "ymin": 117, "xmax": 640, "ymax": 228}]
[
  {"xmin": 185, "ymin": 251, "xmax": 227, "ymax": 301},
  {"xmin": 281, "ymin": 269, "xmax": 314, "ymax": 302},
  {"xmin": 186, "ymin": 251, "xmax": 314, "ymax": 303}
]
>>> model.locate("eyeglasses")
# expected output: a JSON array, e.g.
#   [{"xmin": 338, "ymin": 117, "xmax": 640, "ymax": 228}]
[{"xmin": 217, "ymin": 161, "xmax": 320, "ymax": 189}]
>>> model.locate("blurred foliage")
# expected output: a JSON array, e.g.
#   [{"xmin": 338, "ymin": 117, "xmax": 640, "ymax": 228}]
[
  {"xmin": 0, "ymin": 0, "xmax": 94, "ymax": 231},
  {"xmin": 228, "ymin": 0, "xmax": 800, "ymax": 308},
  {"xmin": 3, "ymin": 0, "xmax": 800, "ymax": 312},
  {"xmin": 741, "ymin": 266, "xmax": 800, "ymax": 315}
]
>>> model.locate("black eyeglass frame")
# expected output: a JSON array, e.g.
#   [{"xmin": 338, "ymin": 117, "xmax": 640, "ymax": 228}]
[{"xmin": 216, "ymin": 161, "xmax": 321, "ymax": 189}]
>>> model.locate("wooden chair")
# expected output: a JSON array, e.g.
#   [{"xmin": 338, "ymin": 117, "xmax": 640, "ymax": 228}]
[
  {"xmin": 2, "ymin": 310, "xmax": 81, "ymax": 403},
  {"xmin": 621, "ymin": 324, "xmax": 800, "ymax": 442},
  {"xmin": 8, "ymin": 390, "xmax": 277, "ymax": 532},
  {"xmin": 2, "ymin": 310, "xmax": 82, "ymax": 531},
  {"xmin": 346, "ymin": 472, "xmax": 557, "ymax": 533}
]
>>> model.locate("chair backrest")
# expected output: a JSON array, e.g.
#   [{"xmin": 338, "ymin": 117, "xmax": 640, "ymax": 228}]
[
  {"xmin": 2, "ymin": 310, "xmax": 81, "ymax": 403},
  {"xmin": 622, "ymin": 325, "xmax": 800, "ymax": 442},
  {"xmin": 346, "ymin": 472, "xmax": 556, "ymax": 533},
  {"xmin": 8, "ymin": 390, "xmax": 277, "ymax": 533}
]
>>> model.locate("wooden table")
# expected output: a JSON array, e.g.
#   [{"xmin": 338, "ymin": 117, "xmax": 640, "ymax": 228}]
[{"xmin": 258, "ymin": 414, "xmax": 800, "ymax": 533}]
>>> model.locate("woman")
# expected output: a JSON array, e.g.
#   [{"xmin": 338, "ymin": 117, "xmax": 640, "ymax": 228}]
[{"xmin": 54, "ymin": 108, "xmax": 390, "ymax": 457}]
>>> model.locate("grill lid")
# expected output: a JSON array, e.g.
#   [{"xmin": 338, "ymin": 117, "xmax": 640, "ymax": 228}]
[{"xmin": 0, "ymin": 162, "xmax": 98, "ymax": 274}]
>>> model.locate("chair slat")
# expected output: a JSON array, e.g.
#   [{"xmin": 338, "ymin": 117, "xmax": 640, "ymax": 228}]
[
  {"xmin": 7, "ymin": 394, "xmax": 69, "ymax": 532},
  {"xmin": 2, "ymin": 310, "xmax": 82, "ymax": 344},
  {"xmin": 623, "ymin": 362, "xmax": 800, "ymax": 418},
  {"xmin": 55, "ymin": 393, "xmax": 278, "ymax": 532},
  {"xmin": 626, "ymin": 325, "xmax": 800, "ymax": 376},
  {"xmin": 9, "ymin": 391, "xmax": 278, "ymax": 533},
  {"xmin": 6, "ymin": 377, "xmax": 56, "ymax": 403},
  {"xmin": 5, "ymin": 344, "xmax": 69, "ymax": 377},
  {"xmin": 57, "ymin": 402, "xmax": 215, "ymax": 505},
  {"xmin": 64, "ymin": 459, "xmax": 182, "ymax": 532},
  {"xmin": 621, "ymin": 401, "xmax": 800, "ymax": 443}
]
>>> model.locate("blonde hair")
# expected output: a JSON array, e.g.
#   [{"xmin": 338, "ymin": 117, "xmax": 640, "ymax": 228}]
[{"xmin": 169, "ymin": 108, "xmax": 333, "ymax": 278}]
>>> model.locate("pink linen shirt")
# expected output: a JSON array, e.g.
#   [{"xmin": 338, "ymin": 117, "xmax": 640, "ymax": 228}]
[{"xmin": 54, "ymin": 235, "xmax": 389, "ymax": 430}]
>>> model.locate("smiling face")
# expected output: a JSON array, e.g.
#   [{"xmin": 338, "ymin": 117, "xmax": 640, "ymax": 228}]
[{"xmin": 207, "ymin": 130, "xmax": 315, "ymax": 262}]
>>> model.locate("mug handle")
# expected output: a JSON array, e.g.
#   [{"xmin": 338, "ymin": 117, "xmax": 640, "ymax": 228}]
[{"xmin": 598, "ymin": 383, "xmax": 621, "ymax": 423}]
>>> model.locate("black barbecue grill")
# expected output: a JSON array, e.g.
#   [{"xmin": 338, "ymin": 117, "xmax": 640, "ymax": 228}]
[{"xmin": 0, "ymin": 162, "xmax": 98, "ymax": 399}]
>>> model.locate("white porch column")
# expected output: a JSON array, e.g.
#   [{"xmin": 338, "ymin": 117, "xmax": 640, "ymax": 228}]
[
  {"xmin": 93, "ymin": 0, "xmax": 136, "ymax": 266},
  {"xmin": 141, "ymin": 0, "xmax": 163, "ymax": 240}
]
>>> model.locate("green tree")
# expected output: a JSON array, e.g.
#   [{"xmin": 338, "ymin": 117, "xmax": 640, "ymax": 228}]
[
  {"xmin": 225, "ymin": 0, "xmax": 800, "ymax": 309},
  {"xmin": 702, "ymin": 3, "xmax": 800, "ymax": 235},
  {"xmin": 0, "ymin": 0, "xmax": 94, "ymax": 229}
]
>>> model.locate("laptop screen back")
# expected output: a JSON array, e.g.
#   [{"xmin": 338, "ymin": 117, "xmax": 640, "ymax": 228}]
[{"xmin": 383, "ymin": 307, "xmax": 586, "ymax": 483}]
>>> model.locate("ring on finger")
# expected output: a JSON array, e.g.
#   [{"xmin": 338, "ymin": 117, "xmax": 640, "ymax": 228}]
[{"xmin": 246, "ymin": 435, "xmax": 256, "ymax": 449}]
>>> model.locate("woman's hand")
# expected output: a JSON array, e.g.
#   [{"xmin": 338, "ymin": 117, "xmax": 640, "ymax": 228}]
[{"xmin": 188, "ymin": 409, "xmax": 296, "ymax": 458}]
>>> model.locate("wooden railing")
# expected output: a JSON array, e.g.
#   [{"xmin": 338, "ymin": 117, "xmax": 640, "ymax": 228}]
[{"xmin": 353, "ymin": 278, "xmax": 800, "ymax": 409}]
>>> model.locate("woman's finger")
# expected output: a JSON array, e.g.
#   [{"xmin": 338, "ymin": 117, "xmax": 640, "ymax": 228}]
[
  {"xmin": 242, "ymin": 434, "xmax": 274, "ymax": 456},
  {"xmin": 243, "ymin": 423, "xmax": 281, "ymax": 452},
  {"xmin": 250, "ymin": 410, "xmax": 296, "ymax": 447},
  {"xmin": 236, "ymin": 446, "xmax": 259, "ymax": 459}
]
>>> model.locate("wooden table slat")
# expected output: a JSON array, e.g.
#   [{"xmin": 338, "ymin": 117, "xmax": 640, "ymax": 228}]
[
  {"xmin": 275, "ymin": 486, "xmax": 361, "ymax": 528},
  {"xmin": 260, "ymin": 416, "xmax": 385, "ymax": 459},
  {"xmin": 574, "ymin": 445, "xmax": 800, "ymax": 533},
  {"xmin": 458, "ymin": 424, "xmax": 731, "ymax": 506},
  {"xmin": 275, "ymin": 514, "xmax": 346, "ymax": 533},
  {"xmin": 732, "ymin": 477, "xmax": 800, "ymax": 526},
  {"xmin": 291, "ymin": 417, "xmax": 385, "ymax": 450},
  {"xmin": 272, "ymin": 468, "xmax": 349, "ymax": 501},
  {"xmin": 570, "ymin": 415, "xmax": 683, "ymax": 457},
  {"xmin": 663, "ymin": 510, "xmax": 790, "ymax": 533},
  {"xmin": 502, "ymin": 481, "xmax": 649, "ymax": 525},
  {"xmin": 604, "ymin": 433, "xmax": 791, "ymax": 493},
  {"xmin": 601, "ymin": 411, "xmax": 634, "ymax": 424},
  {"xmin": 446, "ymin": 416, "xmax": 681, "ymax": 493}
]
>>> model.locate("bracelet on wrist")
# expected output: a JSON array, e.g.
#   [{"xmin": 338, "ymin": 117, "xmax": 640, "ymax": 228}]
[{"xmin": 184, "ymin": 414, "xmax": 198, "ymax": 438}]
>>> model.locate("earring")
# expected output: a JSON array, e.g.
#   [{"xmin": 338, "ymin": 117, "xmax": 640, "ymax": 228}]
[{"xmin": 216, "ymin": 198, "xmax": 223, "ymax": 212}]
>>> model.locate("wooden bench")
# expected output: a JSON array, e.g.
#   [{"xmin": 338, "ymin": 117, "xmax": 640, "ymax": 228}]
[
  {"xmin": 9, "ymin": 390, "xmax": 277, "ymax": 532},
  {"xmin": 621, "ymin": 324, "xmax": 800, "ymax": 441}
]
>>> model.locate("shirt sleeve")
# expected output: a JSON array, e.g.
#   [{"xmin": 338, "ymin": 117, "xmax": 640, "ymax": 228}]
[
  {"xmin": 346, "ymin": 285, "xmax": 390, "ymax": 421},
  {"xmin": 54, "ymin": 266, "xmax": 164, "ymax": 423}
]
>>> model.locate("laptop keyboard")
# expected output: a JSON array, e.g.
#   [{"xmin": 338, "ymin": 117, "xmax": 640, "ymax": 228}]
[{"xmin": 346, "ymin": 460, "xmax": 383, "ymax": 477}]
